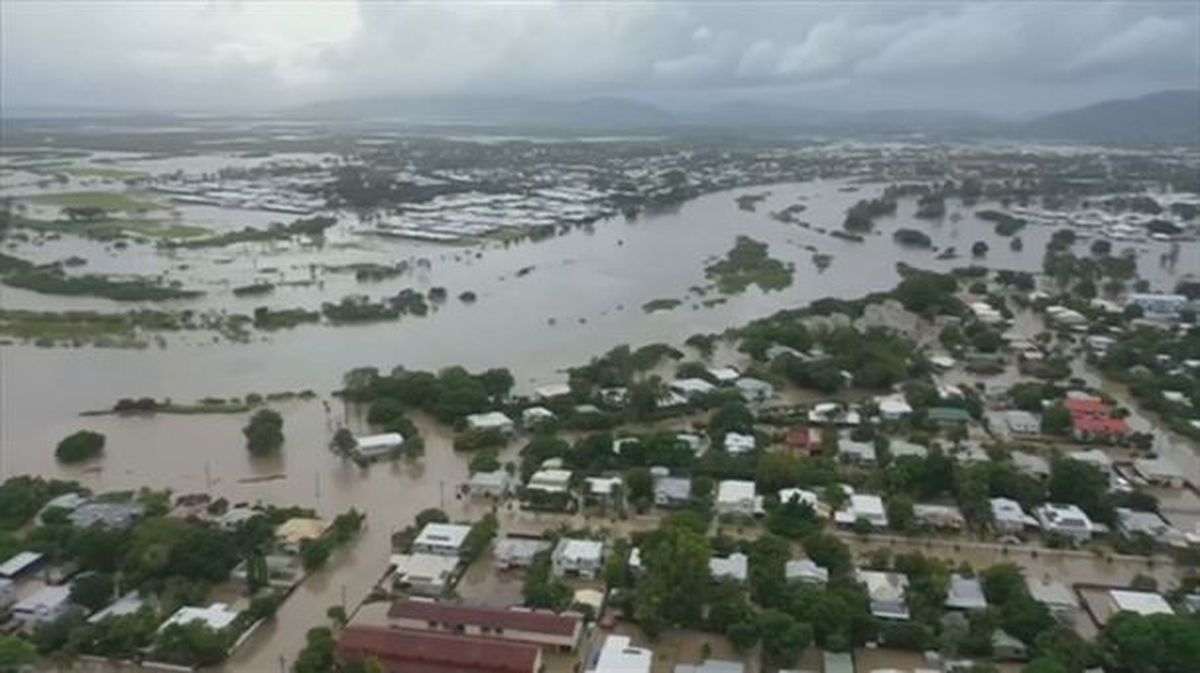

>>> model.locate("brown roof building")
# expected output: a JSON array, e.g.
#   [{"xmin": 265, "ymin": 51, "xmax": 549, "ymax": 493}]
[
  {"xmin": 337, "ymin": 626, "xmax": 542, "ymax": 673},
  {"xmin": 387, "ymin": 599, "xmax": 582, "ymax": 651}
]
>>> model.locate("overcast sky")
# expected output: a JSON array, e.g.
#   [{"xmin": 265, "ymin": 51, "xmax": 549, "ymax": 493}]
[{"xmin": 3, "ymin": 1, "xmax": 1198, "ymax": 115}]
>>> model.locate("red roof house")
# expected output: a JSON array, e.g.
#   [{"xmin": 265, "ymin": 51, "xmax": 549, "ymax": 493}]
[
  {"xmin": 337, "ymin": 626, "xmax": 542, "ymax": 673},
  {"xmin": 386, "ymin": 599, "xmax": 582, "ymax": 650}
]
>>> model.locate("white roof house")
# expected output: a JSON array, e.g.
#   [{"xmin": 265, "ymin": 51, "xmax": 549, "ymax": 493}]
[
  {"xmin": 1116, "ymin": 508, "xmax": 1173, "ymax": 538},
  {"xmin": 723, "ymin": 432, "xmax": 756, "ymax": 454},
  {"xmin": 1069, "ymin": 449, "xmax": 1113, "ymax": 471},
  {"xmin": 12, "ymin": 585, "xmax": 73, "ymax": 629},
  {"xmin": 354, "ymin": 433, "xmax": 404, "ymax": 458},
  {"xmin": 390, "ymin": 553, "xmax": 460, "ymax": 595},
  {"xmin": 88, "ymin": 592, "xmax": 146, "ymax": 624},
  {"xmin": 945, "ymin": 574, "xmax": 988, "ymax": 611},
  {"xmin": 707, "ymin": 367, "xmax": 741, "ymax": 384},
  {"xmin": 716, "ymin": 480, "xmax": 757, "ymax": 517},
  {"xmin": 552, "ymin": 539, "xmax": 604, "ymax": 579},
  {"xmin": 1027, "ymin": 577, "xmax": 1080, "ymax": 622},
  {"xmin": 785, "ymin": 558, "xmax": 829, "ymax": 584},
  {"xmin": 1109, "ymin": 590, "xmax": 1174, "ymax": 616},
  {"xmin": 671, "ymin": 378, "xmax": 716, "ymax": 398},
  {"xmin": 889, "ymin": 440, "xmax": 928, "ymax": 459},
  {"xmin": 914, "ymin": 504, "xmax": 966, "ymax": 530},
  {"xmin": 1012, "ymin": 451, "xmax": 1051, "ymax": 478},
  {"xmin": 857, "ymin": 570, "xmax": 910, "ymax": 620},
  {"xmin": 158, "ymin": 603, "xmax": 239, "ymax": 633},
  {"xmin": 709, "ymin": 553, "xmax": 748, "ymax": 583},
  {"xmin": 594, "ymin": 634, "xmax": 652, "ymax": 673},
  {"xmin": 991, "ymin": 498, "xmax": 1035, "ymax": 534},
  {"xmin": 777, "ymin": 488, "xmax": 820, "ymax": 510},
  {"xmin": 527, "ymin": 468, "xmax": 573, "ymax": 494},
  {"xmin": 466, "ymin": 411, "xmax": 515, "ymax": 433},
  {"xmin": 522, "ymin": 406, "xmax": 556, "ymax": 426},
  {"xmin": 412, "ymin": 523, "xmax": 472, "ymax": 557},
  {"xmin": 586, "ymin": 476, "xmax": 623, "ymax": 503},
  {"xmin": 0, "ymin": 551, "xmax": 44, "ymax": 579},
  {"xmin": 1005, "ymin": 410, "xmax": 1040, "ymax": 435},
  {"xmin": 468, "ymin": 470, "xmax": 513, "ymax": 497},
  {"xmin": 839, "ymin": 440, "xmax": 877, "ymax": 466},
  {"xmin": 735, "ymin": 377, "xmax": 775, "ymax": 403},
  {"xmin": 1133, "ymin": 456, "xmax": 1188, "ymax": 487},
  {"xmin": 876, "ymin": 394, "xmax": 913, "ymax": 420},
  {"xmin": 1035, "ymin": 503, "xmax": 1094, "ymax": 542},
  {"xmin": 534, "ymin": 383, "xmax": 572, "ymax": 400},
  {"xmin": 654, "ymin": 476, "xmax": 693, "ymax": 508},
  {"xmin": 494, "ymin": 537, "xmax": 551, "ymax": 569},
  {"xmin": 836, "ymin": 494, "xmax": 887, "ymax": 529}
]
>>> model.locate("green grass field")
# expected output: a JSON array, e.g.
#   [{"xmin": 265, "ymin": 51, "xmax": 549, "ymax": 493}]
[
  {"xmin": 16, "ymin": 216, "xmax": 209, "ymax": 240},
  {"xmin": 25, "ymin": 190, "xmax": 165, "ymax": 212}
]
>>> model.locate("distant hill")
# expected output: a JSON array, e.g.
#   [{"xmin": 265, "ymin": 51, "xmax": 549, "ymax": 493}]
[{"xmin": 1022, "ymin": 90, "xmax": 1200, "ymax": 145}]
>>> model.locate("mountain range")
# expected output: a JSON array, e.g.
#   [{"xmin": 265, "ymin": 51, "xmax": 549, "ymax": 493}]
[{"xmin": 294, "ymin": 89, "xmax": 1200, "ymax": 145}]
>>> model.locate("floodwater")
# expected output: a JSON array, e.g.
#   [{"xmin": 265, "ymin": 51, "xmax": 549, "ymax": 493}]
[{"xmin": 4, "ymin": 173, "xmax": 1200, "ymax": 670}]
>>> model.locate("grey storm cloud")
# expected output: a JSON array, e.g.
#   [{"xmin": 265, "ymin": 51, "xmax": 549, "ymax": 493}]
[{"xmin": 2, "ymin": 1, "xmax": 1197, "ymax": 114}]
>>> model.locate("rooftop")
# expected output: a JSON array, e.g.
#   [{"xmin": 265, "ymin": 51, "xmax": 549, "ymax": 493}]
[
  {"xmin": 415, "ymin": 523, "xmax": 472, "ymax": 550},
  {"xmin": 337, "ymin": 626, "xmax": 541, "ymax": 673},
  {"xmin": 158, "ymin": 603, "xmax": 239, "ymax": 633},
  {"xmin": 275, "ymin": 517, "xmax": 329, "ymax": 545},
  {"xmin": 1110, "ymin": 590, "xmax": 1174, "ymax": 616},
  {"xmin": 387, "ymin": 599, "xmax": 581, "ymax": 637}
]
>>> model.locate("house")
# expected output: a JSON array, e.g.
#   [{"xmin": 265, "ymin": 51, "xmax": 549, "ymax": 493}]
[
  {"xmin": 1127, "ymin": 293, "xmax": 1188, "ymax": 319},
  {"xmin": 68, "ymin": 502, "xmax": 143, "ymax": 529},
  {"xmin": 495, "ymin": 537, "xmax": 551, "ymax": 569},
  {"xmin": 466, "ymin": 411, "xmax": 515, "ymax": 435},
  {"xmin": 945, "ymin": 575, "xmax": 988, "ymax": 611},
  {"xmin": 653, "ymin": 476, "xmax": 693, "ymax": 508},
  {"xmin": 593, "ymin": 635, "xmax": 652, "ymax": 673},
  {"xmin": 522, "ymin": 406, "xmax": 556, "ymax": 427},
  {"xmin": 1116, "ymin": 508, "xmax": 1173, "ymax": 539},
  {"xmin": 992, "ymin": 629, "xmax": 1028, "ymax": 661},
  {"xmin": 676, "ymin": 433, "xmax": 704, "ymax": 454},
  {"xmin": 551, "ymin": 539, "xmax": 603, "ymax": 579},
  {"xmin": 914, "ymin": 503, "xmax": 966, "ymax": 530},
  {"xmin": 387, "ymin": 599, "xmax": 583, "ymax": 651},
  {"xmin": 823, "ymin": 651, "xmax": 855, "ymax": 673},
  {"xmin": 835, "ymin": 494, "xmax": 887, "ymax": 529},
  {"xmin": 0, "ymin": 551, "xmax": 45, "ymax": 580},
  {"xmin": 723, "ymin": 432, "xmax": 756, "ymax": 455},
  {"xmin": 337, "ymin": 626, "xmax": 542, "ymax": 673},
  {"xmin": 1035, "ymin": 503, "xmax": 1093, "ymax": 543},
  {"xmin": 391, "ymin": 553, "xmax": 460, "ymax": 595},
  {"xmin": 13, "ymin": 585, "xmax": 73, "ymax": 631},
  {"xmin": 1133, "ymin": 456, "xmax": 1188, "ymax": 488},
  {"xmin": 656, "ymin": 391, "xmax": 688, "ymax": 409},
  {"xmin": 971, "ymin": 301, "xmax": 1005, "ymax": 325},
  {"xmin": 929, "ymin": 355, "xmax": 957, "ymax": 371},
  {"xmin": 1012, "ymin": 451, "xmax": 1051, "ymax": 479},
  {"xmin": 889, "ymin": 440, "xmax": 928, "ymax": 459},
  {"xmin": 809, "ymin": 402, "xmax": 861, "ymax": 426},
  {"xmin": 838, "ymin": 440, "xmax": 877, "ymax": 467},
  {"xmin": 709, "ymin": 553, "xmax": 748, "ymax": 583},
  {"xmin": 876, "ymin": 394, "xmax": 913, "ymax": 420},
  {"xmin": 671, "ymin": 378, "xmax": 716, "ymax": 398},
  {"xmin": 857, "ymin": 570, "xmax": 910, "ymax": 620},
  {"xmin": 352, "ymin": 432, "xmax": 404, "ymax": 460},
  {"xmin": 526, "ymin": 469, "xmax": 572, "ymax": 494},
  {"xmin": 0, "ymin": 579, "xmax": 14, "ymax": 611},
  {"xmin": 716, "ymin": 480, "xmax": 757, "ymax": 518},
  {"xmin": 585, "ymin": 476, "xmax": 623, "ymax": 507},
  {"xmin": 469, "ymin": 470, "xmax": 513, "ymax": 498},
  {"xmin": 413, "ymin": 523, "xmax": 472, "ymax": 557},
  {"xmin": 232, "ymin": 553, "xmax": 302, "ymax": 589},
  {"xmin": 1004, "ymin": 410, "xmax": 1040, "ymax": 436},
  {"xmin": 275, "ymin": 517, "xmax": 329, "ymax": 554},
  {"xmin": 1027, "ymin": 577, "xmax": 1080, "ymax": 624},
  {"xmin": 735, "ymin": 377, "xmax": 774, "ymax": 404},
  {"xmin": 38, "ymin": 493, "xmax": 88, "ymax": 522},
  {"xmin": 707, "ymin": 367, "xmax": 741, "ymax": 384},
  {"xmin": 927, "ymin": 407, "xmax": 972, "ymax": 425},
  {"xmin": 785, "ymin": 559, "xmax": 829, "ymax": 584},
  {"xmin": 86, "ymin": 591, "xmax": 145, "ymax": 624},
  {"xmin": 217, "ymin": 506, "xmax": 262, "ymax": 530},
  {"xmin": 991, "ymin": 498, "xmax": 1034, "ymax": 534},
  {"xmin": 1109, "ymin": 590, "xmax": 1174, "ymax": 617},
  {"xmin": 598, "ymin": 388, "xmax": 628, "ymax": 406},
  {"xmin": 777, "ymin": 488, "xmax": 820, "ymax": 511},
  {"xmin": 534, "ymin": 383, "xmax": 572, "ymax": 401},
  {"xmin": 1065, "ymin": 399, "xmax": 1129, "ymax": 440},
  {"xmin": 1069, "ymin": 448, "xmax": 1113, "ymax": 472},
  {"xmin": 158, "ymin": 603, "xmax": 239, "ymax": 633},
  {"xmin": 785, "ymin": 427, "xmax": 822, "ymax": 455}
]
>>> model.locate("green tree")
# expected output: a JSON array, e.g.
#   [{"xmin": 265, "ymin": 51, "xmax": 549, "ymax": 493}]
[
  {"xmin": 748, "ymin": 534, "xmax": 790, "ymax": 608},
  {"xmin": 1049, "ymin": 458, "xmax": 1113, "ymax": 523},
  {"xmin": 153, "ymin": 622, "xmax": 230, "ymax": 667},
  {"xmin": 56, "ymin": 430, "xmax": 105, "ymax": 463},
  {"xmin": 887, "ymin": 495, "xmax": 915, "ymax": 532},
  {"xmin": 70, "ymin": 572, "xmax": 115, "ymax": 612},
  {"xmin": 759, "ymin": 609, "xmax": 812, "ymax": 667},
  {"xmin": 1101, "ymin": 613, "xmax": 1200, "ymax": 673},
  {"xmin": 244, "ymin": 409, "xmax": 284, "ymax": 455},
  {"xmin": 1040, "ymin": 405, "xmax": 1072, "ymax": 435},
  {"xmin": 0, "ymin": 634, "xmax": 37, "ymax": 669}
]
